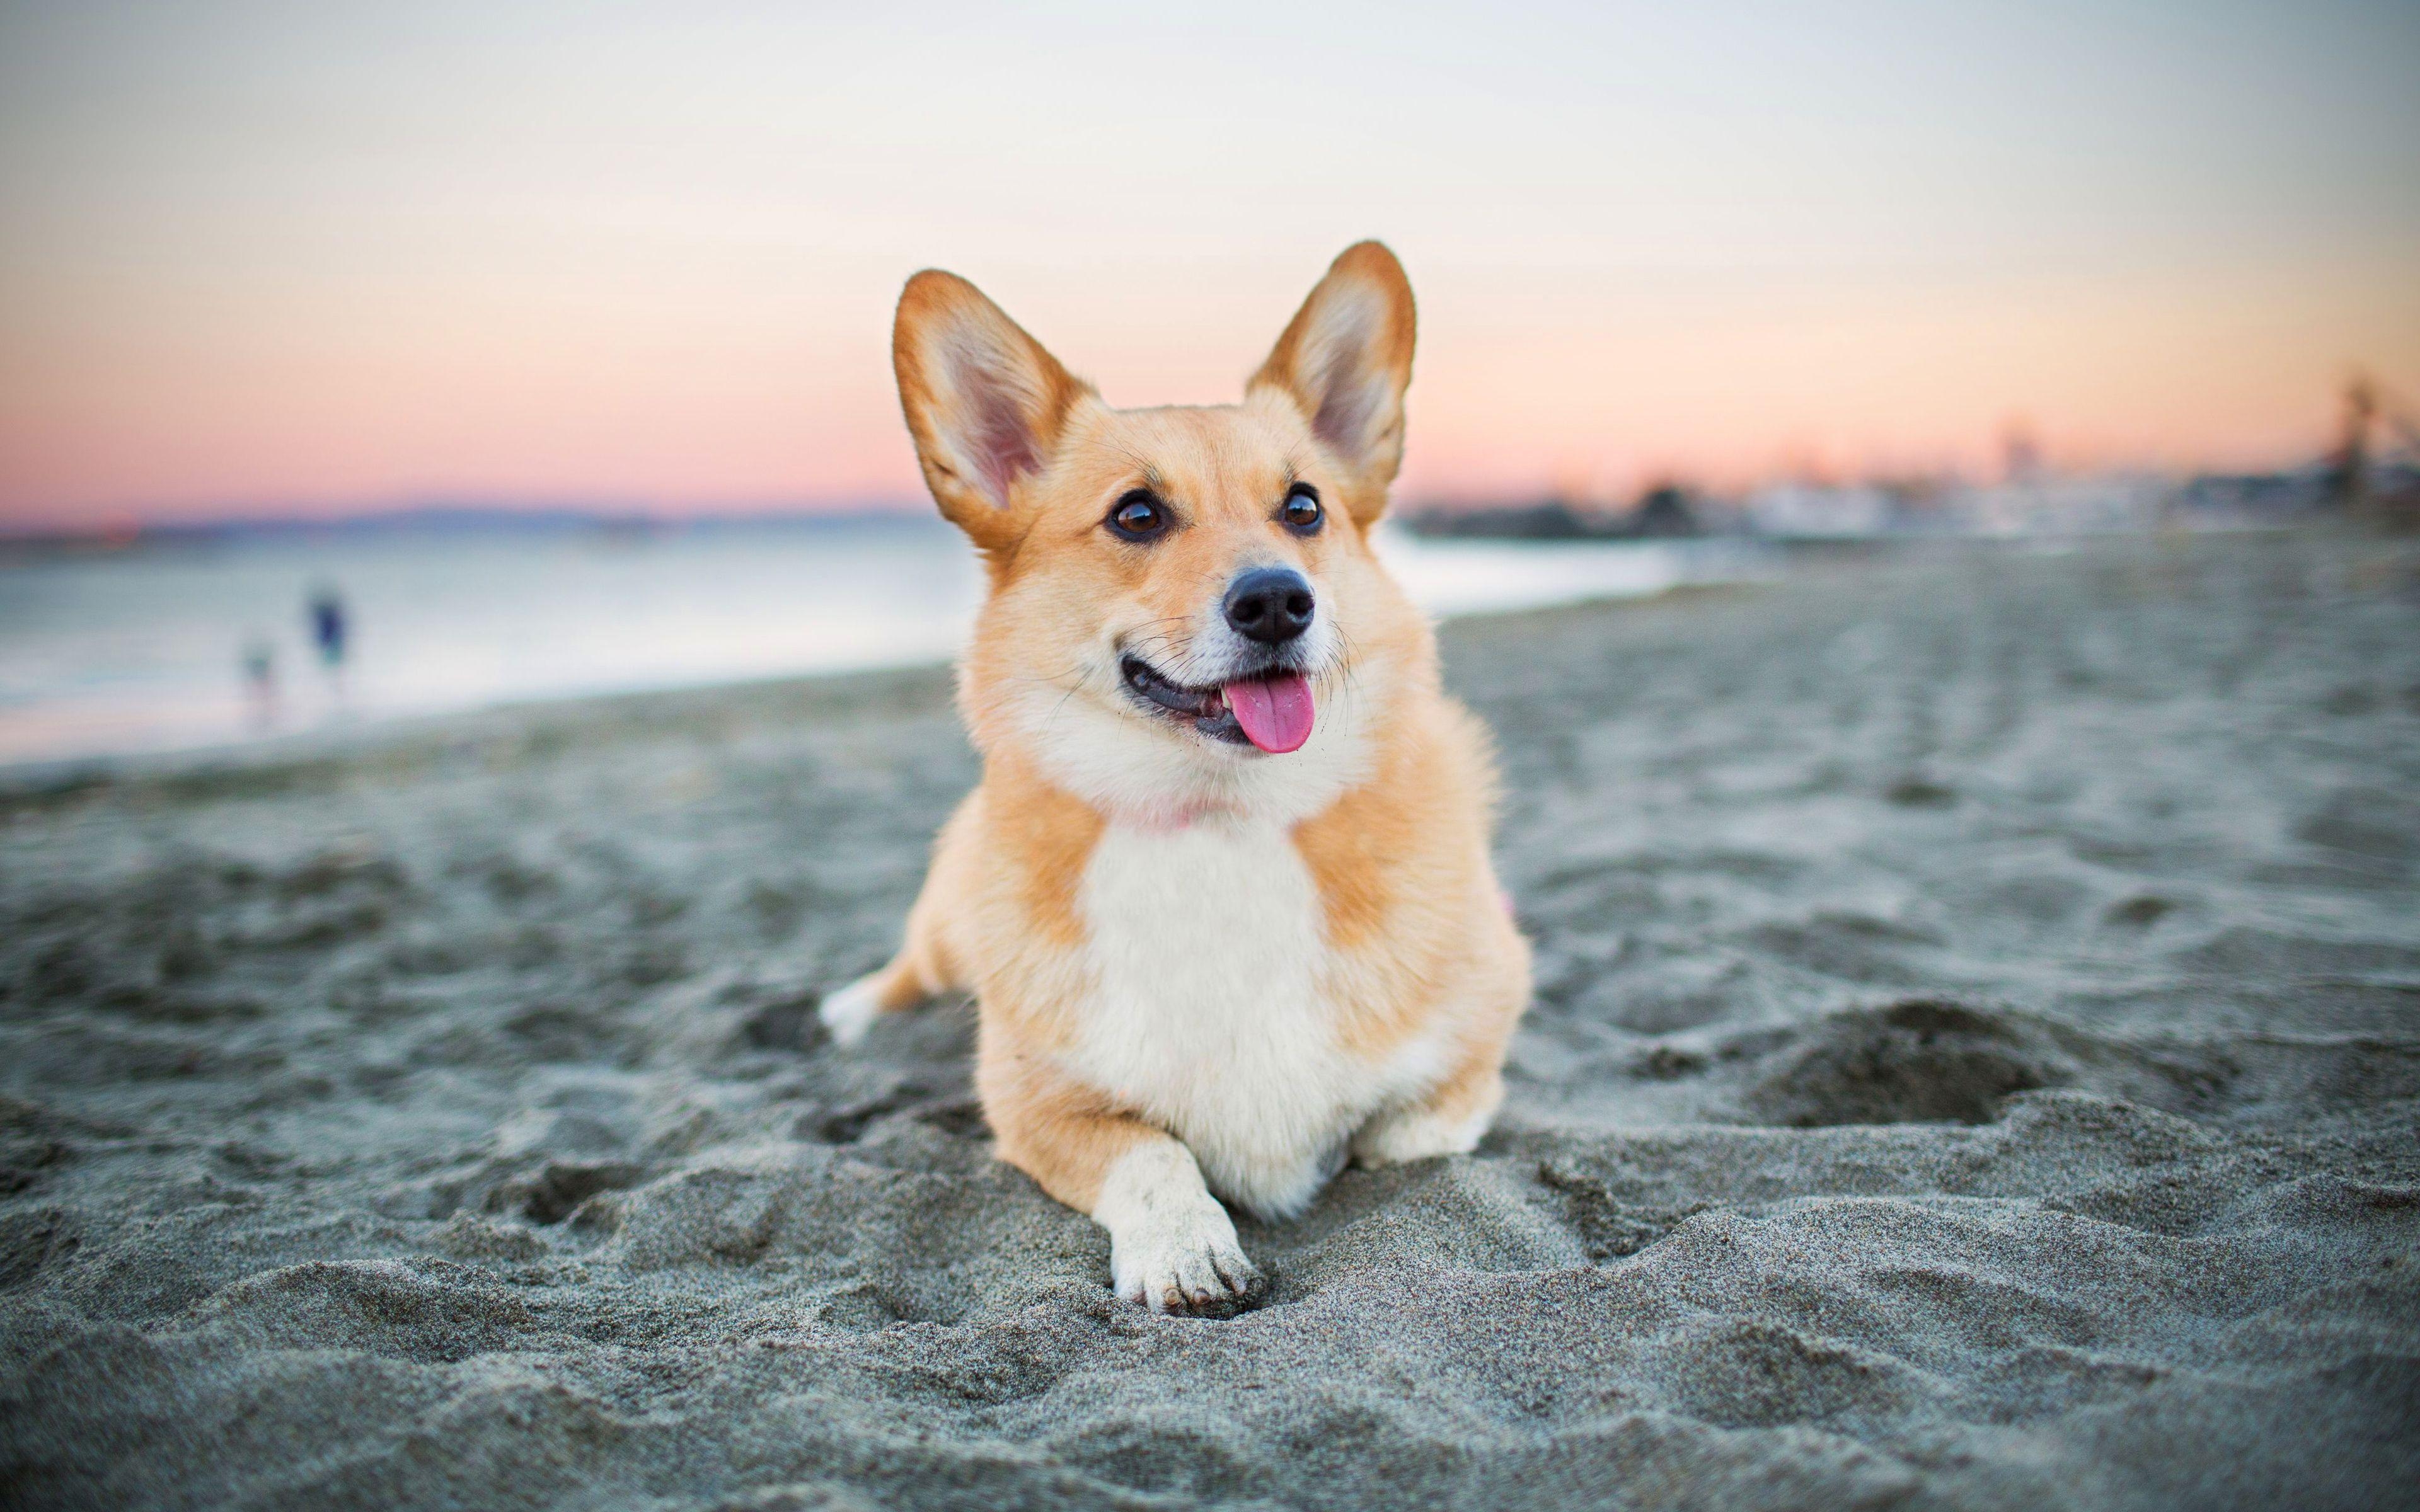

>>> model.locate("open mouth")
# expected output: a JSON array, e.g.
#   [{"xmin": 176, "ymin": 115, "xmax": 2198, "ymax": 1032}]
[{"xmin": 1120, "ymin": 656, "xmax": 1317, "ymax": 754}]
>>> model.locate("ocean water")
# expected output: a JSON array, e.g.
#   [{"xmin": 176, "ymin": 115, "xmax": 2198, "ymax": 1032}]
[{"xmin": 0, "ymin": 517, "xmax": 1763, "ymax": 767}]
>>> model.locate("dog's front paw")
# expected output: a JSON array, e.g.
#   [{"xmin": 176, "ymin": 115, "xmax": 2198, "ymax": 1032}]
[
  {"xmin": 1110, "ymin": 1200, "xmax": 1270, "ymax": 1318},
  {"xmin": 1095, "ymin": 1140, "xmax": 1271, "ymax": 1317},
  {"xmin": 816, "ymin": 973, "xmax": 884, "ymax": 1048}
]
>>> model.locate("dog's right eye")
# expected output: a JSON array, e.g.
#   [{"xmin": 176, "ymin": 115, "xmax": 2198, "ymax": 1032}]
[{"xmin": 1106, "ymin": 491, "xmax": 1169, "ymax": 542}]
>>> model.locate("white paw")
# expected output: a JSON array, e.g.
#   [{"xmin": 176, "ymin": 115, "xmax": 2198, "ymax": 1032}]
[
  {"xmin": 1095, "ymin": 1144, "xmax": 1270, "ymax": 1317},
  {"xmin": 1110, "ymin": 1201, "xmax": 1268, "ymax": 1318},
  {"xmin": 816, "ymin": 973, "xmax": 883, "ymax": 1048},
  {"xmin": 1351, "ymin": 1104, "xmax": 1489, "ymax": 1167}
]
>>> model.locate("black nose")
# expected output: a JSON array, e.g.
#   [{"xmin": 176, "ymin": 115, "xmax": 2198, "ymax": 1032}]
[{"xmin": 1223, "ymin": 567, "xmax": 1316, "ymax": 644}]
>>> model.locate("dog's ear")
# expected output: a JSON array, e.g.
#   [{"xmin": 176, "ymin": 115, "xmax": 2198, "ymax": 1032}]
[
  {"xmin": 1249, "ymin": 241, "xmax": 1416, "ymax": 517},
  {"xmin": 894, "ymin": 270, "xmax": 1093, "ymax": 549}
]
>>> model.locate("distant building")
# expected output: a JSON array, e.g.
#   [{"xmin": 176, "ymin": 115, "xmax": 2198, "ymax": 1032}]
[
  {"xmin": 1741, "ymin": 482, "xmax": 1899, "ymax": 539},
  {"xmin": 2169, "ymin": 467, "xmax": 2334, "ymax": 524},
  {"xmin": 1944, "ymin": 474, "xmax": 2170, "ymax": 535}
]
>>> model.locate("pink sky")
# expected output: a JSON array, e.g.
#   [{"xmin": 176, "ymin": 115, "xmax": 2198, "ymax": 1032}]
[{"xmin": 3, "ymin": 3, "xmax": 2416, "ymax": 529}]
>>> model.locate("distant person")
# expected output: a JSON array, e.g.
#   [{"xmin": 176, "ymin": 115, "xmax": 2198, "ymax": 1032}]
[
  {"xmin": 307, "ymin": 583, "xmax": 349, "ymax": 707},
  {"xmin": 241, "ymin": 635, "xmax": 279, "ymax": 729}
]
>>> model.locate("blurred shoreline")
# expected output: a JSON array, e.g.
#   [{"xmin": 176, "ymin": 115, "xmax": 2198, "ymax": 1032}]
[
  {"xmin": 0, "ymin": 524, "xmax": 2349, "ymax": 804},
  {"xmin": 4, "ymin": 499, "xmax": 2400, "ymax": 779},
  {"xmin": 0, "ymin": 516, "xmax": 1769, "ymax": 772},
  {"xmin": 0, "ymin": 551, "xmax": 1778, "ymax": 803}
]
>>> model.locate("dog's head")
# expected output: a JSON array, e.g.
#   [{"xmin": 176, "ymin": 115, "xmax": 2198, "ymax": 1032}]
[{"xmin": 893, "ymin": 242, "xmax": 1429, "ymax": 813}]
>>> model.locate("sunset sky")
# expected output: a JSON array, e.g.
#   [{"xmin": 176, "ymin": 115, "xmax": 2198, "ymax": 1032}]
[{"xmin": 2, "ymin": 1, "xmax": 2416, "ymax": 529}]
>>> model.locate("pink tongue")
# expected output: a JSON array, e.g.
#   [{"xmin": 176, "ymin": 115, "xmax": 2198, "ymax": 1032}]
[{"xmin": 1224, "ymin": 673, "xmax": 1316, "ymax": 753}]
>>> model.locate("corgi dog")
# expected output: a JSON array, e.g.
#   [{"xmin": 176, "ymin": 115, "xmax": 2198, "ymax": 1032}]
[{"xmin": 821, "ymin": 243, "xmax": 1530, "ymax": 1317}]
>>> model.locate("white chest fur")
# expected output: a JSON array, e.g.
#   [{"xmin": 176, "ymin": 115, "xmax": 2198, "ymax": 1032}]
[{"xmin": 1069, "ymin": 816, "xmax": 1383, "ymax": 1219}]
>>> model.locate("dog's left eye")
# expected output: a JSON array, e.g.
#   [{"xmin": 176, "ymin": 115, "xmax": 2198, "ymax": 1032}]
[
  {"xmin": 1281, "ymin": 485, "xmax": 1323, "ymax": 534},
  {"xmin": 1107, "ymin": 490, "xmax": 1169, "ymax": 541}
]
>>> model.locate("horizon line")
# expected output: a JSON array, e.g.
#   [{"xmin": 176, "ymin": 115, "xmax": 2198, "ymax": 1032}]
[{"xmin": 4, "ymin": 452, "xmax": 2363, "ymax": 548}]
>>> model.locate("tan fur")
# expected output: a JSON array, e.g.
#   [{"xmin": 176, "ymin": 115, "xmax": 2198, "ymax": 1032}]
[
  {"xmin": 974, "ymin": 1022, "xmax": 1159, "ymax": 1212},
  {"xmin": 834, "ymin": 243, "xmax": 1531, "ymax": 1315}
]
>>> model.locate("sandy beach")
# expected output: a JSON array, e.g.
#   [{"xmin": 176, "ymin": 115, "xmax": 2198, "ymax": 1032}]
[{"xmin": 3, "ymin": 530, "xmax": 2416, "ymax": 1510}]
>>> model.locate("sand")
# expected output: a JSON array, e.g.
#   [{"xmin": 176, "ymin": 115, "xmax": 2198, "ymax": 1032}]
[{"xmin": 3, "ymin": 530, "xmax": 2416, "ymax": 1511}]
